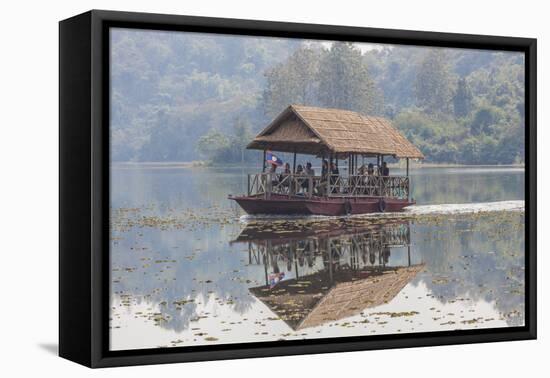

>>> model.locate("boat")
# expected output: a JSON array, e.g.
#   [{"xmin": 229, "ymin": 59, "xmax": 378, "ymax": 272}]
[{"xmin": 229, "ymin": 105, "xmax": 424, "ymax": 215}]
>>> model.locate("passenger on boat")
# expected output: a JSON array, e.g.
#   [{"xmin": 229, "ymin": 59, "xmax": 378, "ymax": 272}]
[
  {"xmin": 269, "ymin": 163, "xmax": 279, "ymax": 187},
  {"xmin": 330, "ymin": 162, "xmax": 339, "ymax": 176},
  {"xmin": 316, "ymin": 160, "xmax": 330, "ymax": 195},
  {"xmin": 296, "ymin": 164, "xmax": 310, "ymax": 193},
  {"xmin": 279, "ymin": 163, "xmax": 291, "ymax": 191},
  {"xmin": 381, "ymin": 162, "xmax": 389, "ymax": 176},
  {"xmin": 305, "ymin": 162, "xmax": 315, "ymax": 176},
  {"xmin": 292, "ymin": 164, "xmax": 302, "ymax": 193},
  {"xmin": 366, "ymin": 163, "xmax": 376, "ymax": 195},
  {"xmin": 304, "ymin": 162, "xmax": 316, "ymax": 195},
  {"xmin": 357, "ymin": 164, "xmax": 367, "ymax": 194},
  {"xmin": 321, "ymin": 159, "xmax": 329, "ymax": 179},
  {"xmin": 283, "ymin": 162, "xmax": 291, "ymax": 175},
  {"xmin": 367, "ymin": 163, "xmax": 375, "ymax": 175}
]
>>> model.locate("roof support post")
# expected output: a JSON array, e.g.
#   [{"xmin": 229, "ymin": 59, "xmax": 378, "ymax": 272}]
[
  {"xmin": 292, "ymin": 152, "xmax": 297, "ymax": 174},
  {"xmin": 262, "ymin": 150, "xmax": 266, "ymax": 172},
  {"xmin": 328, "ymin": 154, "xmax": 333, "ymax": 197},
  {"xmin": 378, "ymin": 154, "xmax": 383, "ymax": 197},
  {"xmin": 406, "ymin": 158, "xmax": 411, "ymax": 201}
]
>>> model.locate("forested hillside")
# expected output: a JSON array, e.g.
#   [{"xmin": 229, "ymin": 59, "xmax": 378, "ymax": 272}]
[{"xmin": 111, "ymin": 29, "xmax": 525, "ymax": 164}]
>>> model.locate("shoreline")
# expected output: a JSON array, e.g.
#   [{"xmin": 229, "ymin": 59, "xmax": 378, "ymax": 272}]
[
  {"xmin": 111, "ymin": 161, "xmax": 208, "ymax": 169},
  {"xmin": 111, "ymin": 161, "xmax": 525, "ymax": 170}
]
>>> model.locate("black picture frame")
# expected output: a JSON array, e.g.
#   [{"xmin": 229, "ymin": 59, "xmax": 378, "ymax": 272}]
[{"xmin": 59, "ymin": 9, "xmax": 537, "ymax": 368}]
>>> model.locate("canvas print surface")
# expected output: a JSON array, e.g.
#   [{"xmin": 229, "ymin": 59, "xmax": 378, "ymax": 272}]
[{"xmin": 109, "ymin": 28, "xmax": 525, "ymax": 351}]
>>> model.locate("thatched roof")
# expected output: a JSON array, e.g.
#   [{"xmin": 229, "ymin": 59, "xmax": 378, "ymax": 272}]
[
  {"xmin": 247, "ymin": 105, "xmax": 424, "ymax": 159},
  {"xmin": 250, "ymin": 264, "xmax": 424, "ymax": 330}
]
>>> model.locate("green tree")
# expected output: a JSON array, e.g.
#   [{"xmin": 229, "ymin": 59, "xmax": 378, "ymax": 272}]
[
  {"xmin": 470, "ymin": 104, "xmax": 504, "ymax": 135},
  {"xmin": 196, "ymin": 118, "xmax": 257, "ymax": 164},
  {"xmin": 496, "ymin": 124, "xmax": 524, "ymax": 164},
  {"xmin": 262, "ymin": 47, "xmax": 320, "ymax": 118},
  {"xmin": 415, "ymin": 50, "xmax": 454, "ymax": 114},
  {"xmin": 317, "ymin": 42, "xmax": 382, "ymax": 114},
  {"xmin": 196, "ymin": 129, "xmax": 229, "ymax": 161},
  {"xmin": 453, "ymin": 77, "xmax": 473, "ymax": 118},
  {"xmin": 227, "ymin": 117, "xmax": 255, "ymax": 163}
]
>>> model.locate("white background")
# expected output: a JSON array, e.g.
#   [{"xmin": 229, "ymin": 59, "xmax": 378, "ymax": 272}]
[{"xmin": 0, "ymin": 0, "xmax": 546, "ymax": 376}]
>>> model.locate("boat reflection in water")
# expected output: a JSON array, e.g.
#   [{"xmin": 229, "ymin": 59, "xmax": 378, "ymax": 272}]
[{"xmin": 232, "ymin": 220, "xmax": 424, "ymax": 331}]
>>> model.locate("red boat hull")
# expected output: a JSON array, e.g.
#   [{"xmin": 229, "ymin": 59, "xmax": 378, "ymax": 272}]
[{"xmin": 229, "ymin": 194, "xmax": 414, "ymax": 216}]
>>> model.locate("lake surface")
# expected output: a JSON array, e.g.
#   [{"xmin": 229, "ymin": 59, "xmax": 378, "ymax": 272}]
[{"xmin": 109, "ymin": 166, "xmax": 525, "ymax": 351}]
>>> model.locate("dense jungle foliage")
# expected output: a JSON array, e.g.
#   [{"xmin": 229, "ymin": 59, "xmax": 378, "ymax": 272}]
[{"xmin": 111, "ymin": 29, "xmax": 525, "ymax": 164}]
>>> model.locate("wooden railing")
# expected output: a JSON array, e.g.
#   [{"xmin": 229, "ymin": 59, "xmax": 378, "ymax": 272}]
[
  {"xmin": 328, "ymin": 175, "xmax": 409, "ymax": 199},
  {"xmin": 248, "ymin": 173, "xmax": 320, "ymax": 199},
  {"xmin": 247, "ymin": 173, "xmax": 409, "ymax": 199}
]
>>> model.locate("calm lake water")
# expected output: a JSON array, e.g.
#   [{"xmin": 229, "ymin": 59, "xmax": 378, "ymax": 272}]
[{"xmin": 109, "ymin": 166, "xmax": 525, "ymax": 351}]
